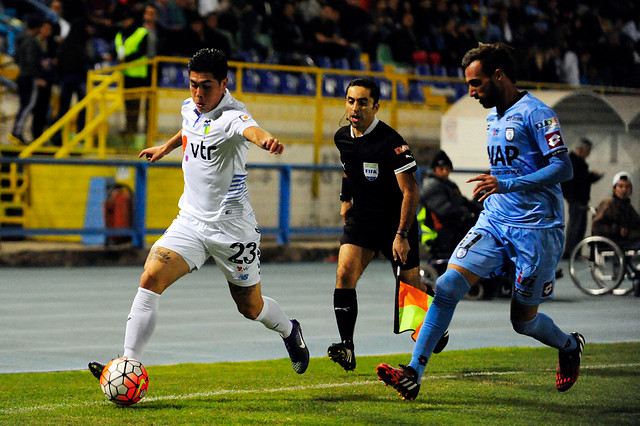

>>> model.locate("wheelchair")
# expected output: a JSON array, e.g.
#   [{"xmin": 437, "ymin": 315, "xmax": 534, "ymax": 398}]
[{"xmin": 568, "ymin": 235, "xmax": 640, "ymax": 296}]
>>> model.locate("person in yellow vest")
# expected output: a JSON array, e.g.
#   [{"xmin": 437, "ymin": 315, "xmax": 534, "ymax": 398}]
[{"xmin": 114, "ymin": 11, "xmax": 150, "ymax": 141}]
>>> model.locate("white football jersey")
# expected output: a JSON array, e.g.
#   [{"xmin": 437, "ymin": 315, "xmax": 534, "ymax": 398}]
[{"xmin": 178, "ymin": 89, "xmax": 259, "ymax": 223}]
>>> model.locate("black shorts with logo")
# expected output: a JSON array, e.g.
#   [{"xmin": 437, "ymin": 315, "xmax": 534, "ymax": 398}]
[{"xmin": 340, "ymin": 209, "xmax": 420, "ymax": 270}]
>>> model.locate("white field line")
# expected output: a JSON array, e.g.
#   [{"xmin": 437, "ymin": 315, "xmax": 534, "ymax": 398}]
[{"xmin": 2, "ymin": 362, "xmax": 638, "ymax": 415}]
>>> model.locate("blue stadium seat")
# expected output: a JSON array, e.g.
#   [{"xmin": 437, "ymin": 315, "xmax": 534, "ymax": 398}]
[
  {"xmin": 175, "ymin": 66, "xmax": 189, "ymax": 88},
  {"xmin": 377, "ymin": 78, "xmax": 392, "ymax": 100},
  {"xmin": 337, "ymin": 76, "xmax": 351, "ymax": 97},
  {"xmin": 431, "ymin": 64, "xmax": 447, "ymax": 77},
  {"xmin": 350, "ymin": 58, "xmax": 366, "ymax": 71},
  {"xmin": 93, "ymin": 38, "xmax": 110, "ymax": 58},
  {"xmin": 454, "ymin": 83, "xmax": 468, "ymax": 100},
  {"xmin": 258, "ymin": 70, "xmax": 281, "ymax": 94},
  {"xmin": 281, "ymin": 73, "xmax": 299, "ymax": 95},
  {"xmin": 333, "ymin": 57, "xmax": 350, "ymax": 70},
  {"xmin": 315, "ymin": 56, "xmax": 332, "ymax": 69},
  {"xmin": 409, "ymin": 81, "xmax": 425, "ymax": 102},
  {"xmin": 416, "ymin": 63, "xmax": 431, "ymax": 76},
  {"xmin": 448, "ymin": 66, "xmax": 463, "ymax": 78},
  {"xmin": 242, "ymin": 69, "xmax": 260, "ymax": 93},
  {"xmin": 298, "ymin": 73, "xmax": 316, "ymax": 96},
  {"xmin": 226, "ymin": 69, "xmax": 236, "ymax": 92},
  {"xmin": 370, "ymin": 60, "xmax": 384, "ymax": 72},
  {"xmin": 159, "ymin": 64, "xmax": 176, "ymax": 87},
  {"xmin": 322, "ymin": 75, "xmax": 339, "ymax": 97},
  {"xmin": 396, "ymin": 81, "xmax": 408, "ymax": 101}
]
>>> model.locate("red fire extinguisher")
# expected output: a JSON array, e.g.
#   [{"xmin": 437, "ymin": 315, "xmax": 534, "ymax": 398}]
[{"xmin": 104, "ymin": 183, "xmax": 133, "ymax": 245}]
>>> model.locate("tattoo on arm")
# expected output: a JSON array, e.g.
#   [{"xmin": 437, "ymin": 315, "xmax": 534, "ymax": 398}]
[{"xmin": 149, "ymin": 248, "xmax": 171, "ymax": 264}]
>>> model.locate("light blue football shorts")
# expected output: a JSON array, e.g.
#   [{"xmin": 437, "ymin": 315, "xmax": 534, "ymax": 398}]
[
  {"xmin": 448, "ymin": 212, "xmax": 564, "ymax": 305},
  {"xmin": 153, "ymin": 211, "xmax": 261, "ymax": 287}
]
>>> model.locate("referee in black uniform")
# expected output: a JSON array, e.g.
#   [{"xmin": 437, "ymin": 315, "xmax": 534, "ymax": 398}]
[{"xmin": 328, "ymin": 78, "xmax": 447, "ymax": 371}]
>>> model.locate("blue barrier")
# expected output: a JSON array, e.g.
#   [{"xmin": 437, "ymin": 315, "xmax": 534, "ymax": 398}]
[
  {"xmin": 0, "ymin": 157, "xmax": 344, "ymax": 247},
  {"xmin": 0, "ymin": 157, "xmax": 486, "ymax": 247}
]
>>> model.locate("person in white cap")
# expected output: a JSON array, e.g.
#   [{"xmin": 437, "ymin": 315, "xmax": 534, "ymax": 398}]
[{"xmin": 592, "ymin": 171, "xmax": 640, "ymax": 247}]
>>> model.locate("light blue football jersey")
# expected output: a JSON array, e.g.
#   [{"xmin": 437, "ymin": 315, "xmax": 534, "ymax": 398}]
[{"xmin": 483, "ymin": 92, "xmax": 568, "ymax": 228}]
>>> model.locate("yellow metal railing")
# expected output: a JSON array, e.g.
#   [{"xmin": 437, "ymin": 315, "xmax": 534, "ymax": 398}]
[
  {"xmin": 20, "ymin": 71, "xmax": 124, "ymax": 159},
  {"xmin": 4, "ymin": 57, "xmax": 455, "ymax": 225}
]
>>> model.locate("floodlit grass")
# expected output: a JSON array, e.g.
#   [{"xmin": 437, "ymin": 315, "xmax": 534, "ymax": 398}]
[{"xmin": 1, "ymin": 343, "xmax": 638, "ymax": 424}]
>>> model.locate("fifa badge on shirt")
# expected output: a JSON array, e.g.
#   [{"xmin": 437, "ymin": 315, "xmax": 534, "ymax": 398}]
[
  {"xmin": 363, "ymin": 162, "xmax": 378, "ymax": 181},
  {"xmin": 505, "ymin": 127, "xmax": 514, "ymax": 141}
]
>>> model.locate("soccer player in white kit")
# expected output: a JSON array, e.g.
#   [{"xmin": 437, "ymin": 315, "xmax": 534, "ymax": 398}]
[{"xmin": 89, "ymin": 48, "xmax": 309, "ymax": 378}]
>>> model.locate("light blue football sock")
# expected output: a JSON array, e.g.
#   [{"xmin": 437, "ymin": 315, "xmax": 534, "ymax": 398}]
[
  {"xmin": 511, "ymin": 313, "xmax": 576, "ymax": 352},
  {"xmin": 409, "ymin": 269, "xmax": 470, "ymax": 381}
]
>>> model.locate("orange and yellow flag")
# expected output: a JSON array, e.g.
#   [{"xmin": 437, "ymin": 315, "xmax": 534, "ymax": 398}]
[{"xmin": 394, "ymin": 277, "xmax": 434, "ymax": 341}]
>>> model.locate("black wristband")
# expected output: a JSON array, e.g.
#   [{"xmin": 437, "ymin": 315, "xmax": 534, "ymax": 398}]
[
  {"xmin": 396, "ymin": 229, "xmax": 408, "ymax": 238},
  {"xmin": 340, "ymin": 176, "xmax": 352, "ymax": 202}
]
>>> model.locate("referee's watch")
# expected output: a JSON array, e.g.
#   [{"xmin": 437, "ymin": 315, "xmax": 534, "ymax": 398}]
[{"xmin": 396, "ymin": 229, "xmax": 408, "ymax": 239}]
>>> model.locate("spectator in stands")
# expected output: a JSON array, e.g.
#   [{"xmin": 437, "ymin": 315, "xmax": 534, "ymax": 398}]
[
  {"xmin": 307, "ymin": 2, "xmax": 359, "ymax": 62},
  {"xmin": 53, "ymin": 19, "xmax": 97, "ymax": 145},
  {"xmin": 386, "ymin": 12, "xmax": 426, "ymax": 66},
  {"xmin": 142, "ymin": 3, "xmax": 165, "ymax": 58},
  {"xmin": 203, "ymin": 12, "xmax": 232, "ymax": 58},
  {"xmin": 10, "ymin": 15, "xmax": 44, "ymax": 145},
  {"xmin": 418, "ymin": 150, "xmax": 482, "ymax": 259},
  {"xmin": 337, "ymin": 0, "xmax": 378, "ymax": 62},
  {"xmin": 114, "ymin": 10, "xmax": 150, "ymax": 142},
  {"xmin": 561, "ymin": 138, "xmax": 603, "ymax": 258},
  {"xmin": 49, "ymin": 0, "xmax": 70, "ymax": 41},
  {"xmin": 154, "ymin": 0, "xmax": 185, "ymax": 32},
  {"xmin": 592, "ymin": 172, "xmax": 640, "ymax": 248},
  {"xmin": 30, "ymin": 19, "xmax": 57, "ymax": 141},
  {"xmin": 271, "ymin": 2, "xmax": 309, "ymax": 66},
  {"xmin": 178, "ymin": 14, "xmax": 209, "ymax": 57},
  {"xmin": 554, "ymin": 39, "xmax": 580, "ymax": 86}
]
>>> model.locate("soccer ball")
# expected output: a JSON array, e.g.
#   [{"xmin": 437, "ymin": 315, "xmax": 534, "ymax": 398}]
[{"xmin": 100, "ymin": 357, "xmax": 149, "ymax": 405}]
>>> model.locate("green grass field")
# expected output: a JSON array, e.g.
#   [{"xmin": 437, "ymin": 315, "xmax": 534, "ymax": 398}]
[{"xmin": 1, "ymin": 342, "xmax": 638, "ymax": 425}]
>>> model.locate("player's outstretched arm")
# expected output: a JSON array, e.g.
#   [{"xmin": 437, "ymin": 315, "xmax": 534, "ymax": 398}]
[
  {"xmin": 139, "ymin": 130, "xmax": 182, "ymax": 162},
  {"xmin": 244, "ymin": 126, "xmax": 284, "ymax": 154}
]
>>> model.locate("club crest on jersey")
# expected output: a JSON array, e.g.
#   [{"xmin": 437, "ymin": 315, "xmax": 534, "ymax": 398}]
[
  {"xmin": 505, "ymin": 127, "xmax": 514, "ymax": 141},
  {"xmin": 203, "ymin": 120, "xmax": 211, "ymax": 134},
  {"xmin": 363, "ymin": 162, "xmax": 378, "ymax": 181}
]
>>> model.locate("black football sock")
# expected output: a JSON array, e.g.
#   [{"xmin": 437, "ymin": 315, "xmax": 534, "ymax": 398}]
[{"xmin": 334, "ymin": 288, "xmax": 357, "ymax": 348}]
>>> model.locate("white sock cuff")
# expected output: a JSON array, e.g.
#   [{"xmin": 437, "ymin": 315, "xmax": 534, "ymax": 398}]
[{"xmin": 255, "ymin": 295, "xmax": 272, "ymax": 322}]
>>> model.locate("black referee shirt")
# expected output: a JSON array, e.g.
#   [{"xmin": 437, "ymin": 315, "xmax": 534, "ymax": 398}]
[{"xmin": 335, "ymin": 120, "xmax": 417, "ymax": 223}]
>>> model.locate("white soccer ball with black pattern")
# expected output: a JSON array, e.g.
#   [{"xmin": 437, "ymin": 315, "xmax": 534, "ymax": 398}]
[{"xmin": 100, "ymin": 357, "xmax": 149, "ymax": 405}]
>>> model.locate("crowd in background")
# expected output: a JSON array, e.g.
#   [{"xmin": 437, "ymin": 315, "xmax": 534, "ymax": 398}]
[{"xmin": 3, "ymin": 0, "xmax": 640, "ymax": 100}]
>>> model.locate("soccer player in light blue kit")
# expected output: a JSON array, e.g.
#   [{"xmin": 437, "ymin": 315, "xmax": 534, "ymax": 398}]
[{"xmin": 377, "ymin": 43, "xmax": 585, "ymax": 400}]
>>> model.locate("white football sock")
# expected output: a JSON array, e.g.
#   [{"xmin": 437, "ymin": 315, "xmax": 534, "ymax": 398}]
[
  {"xmin": 123, "ymin": 287, "xmax": 160, "ymax": 360},
  {"xmin": 255, "ymin": 296, "xmax": 293, "ymax": 337}
]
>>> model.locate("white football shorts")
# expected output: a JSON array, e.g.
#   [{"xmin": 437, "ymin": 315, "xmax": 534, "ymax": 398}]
[{"xmin": 153, "ymin": 211, "xmax": 261, "ymax": 287}]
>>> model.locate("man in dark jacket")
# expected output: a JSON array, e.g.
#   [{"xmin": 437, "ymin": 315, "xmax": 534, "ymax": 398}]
[
  {"xmin": 10, "ymin": 16, "xmax": 45, "ymax": 144},
  {"xmin": 561, "ymin": 138, "xmax": 603, "ymax": 258},
  {"xmin": 418, "ymin": 150, "xmax": 482, "ymax": 259}
]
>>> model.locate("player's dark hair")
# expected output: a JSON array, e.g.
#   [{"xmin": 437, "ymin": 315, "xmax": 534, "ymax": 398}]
[
  {"xmin": 346, "ymin": 78, "xmax": 380, "ymax": 105},
  {"xmin": 461, "ymin": 42, "xmax": 517, "ymax": 83},
  {"xmin": 188, "ymin": 48, "xmax": 228, "ymax": 82}
]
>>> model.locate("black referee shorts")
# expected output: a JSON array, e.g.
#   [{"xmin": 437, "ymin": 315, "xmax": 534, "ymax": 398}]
[{"xmin": 340, "ymin": 210, "xmax": 420, "ymax": 270}]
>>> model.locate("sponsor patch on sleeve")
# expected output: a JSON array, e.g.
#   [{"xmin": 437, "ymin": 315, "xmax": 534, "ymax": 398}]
[
  {"xmin": 544, "ymin": 131, "xmax": 564, "ymax": 149},
  {"xmin": 239, "ymin": 114, "xmax": 251, "ymax": 122},
  {"xmin": 394, "ymin": 144, "xmax": 410, "ymax": 155}
]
